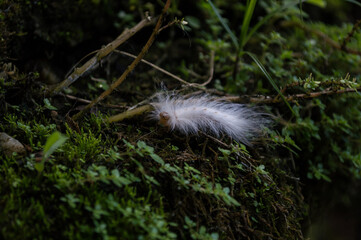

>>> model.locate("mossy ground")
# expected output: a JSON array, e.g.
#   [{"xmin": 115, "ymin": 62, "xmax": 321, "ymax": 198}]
[{"xmin": 1, "ymin": 1, "xmax": 361, "ymax": 239}]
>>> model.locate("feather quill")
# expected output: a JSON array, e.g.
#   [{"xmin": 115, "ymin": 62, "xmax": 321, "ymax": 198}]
[{"xmin": 150, "ymin": 94, "xmax": 268, "ymax": 145}]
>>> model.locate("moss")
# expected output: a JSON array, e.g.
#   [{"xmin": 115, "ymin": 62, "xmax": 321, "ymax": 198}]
[{"xmin": 0, "ymin": 106, "xmax": 305, "ymax": 239}]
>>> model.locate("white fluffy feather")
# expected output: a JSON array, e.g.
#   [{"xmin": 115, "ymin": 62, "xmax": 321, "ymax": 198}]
[{"xmin": 150, "ymin": 94, "xmax": 268, "ymax": 145}]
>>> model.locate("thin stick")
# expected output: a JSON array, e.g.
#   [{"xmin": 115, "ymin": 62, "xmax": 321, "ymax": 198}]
[
  {"xmin": 341, "ymin": 19, "xmax": 361, "ymax": 51},
  {"xmin": 62, "ymin": 94, "xmax": 125, "ymax": 109},
  {"xmin": 115, "ymin": 50, "xmax": 192, "ymax": 86},
  {"xmin": 224, "ymin": 87, "xmax": 361, "ymax": 104},
  {"xmin": 47, "ymin": 15, "xmax": 157, "ymax": 96},
  {"xmin": 200, "ymin": 131, "xmax": 230, "ymax": 148},
  {"xmin": 108, "ymin": 105, "xmax": 153, "ymax": 123},
  {"xmin": 158, "ymin": 19, "xmax": 178, "ymax": 33},
  {"xmin": 72, "ymin": 0, "xmax": 172, "ymax": 121},
  {"xmin": 64, "ymin": 50, "xmax": 99, "ymax": 80},
  {"xmin": 199, "ymin": 50, "xmax": 215, "ymax": 86},
  {"xmin": 115, "ymin": 50, "xmax": 216, "ymax": 89}
]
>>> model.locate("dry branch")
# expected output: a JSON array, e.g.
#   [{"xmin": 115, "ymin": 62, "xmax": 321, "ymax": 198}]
[
  {"xmin": 72, "ymin": 0, "xmax": 172, "ymax": 121},
  {"xmin": 224, "ymin": 87, "xmax": 361, "ymax": 104},
  {"xmin": 116, "ymin": 49, "xmax": 215, "ymax": 89},
  {"xmin": 341, "ymin": 19, "xmax": 361, "ymax": 51},
  {"xmin": 61, "ymin": 93, "xmax": 125, "ymax": 109},
  {"xmin": 47, "ymin": 15, "xmax": 157, "ymax": 96},
  {"xmin": 107, "ymin": 105, "xmax": 153, "ymax": 123},
  {"xmin": 115, "ymin": 50, "xmax": 192, "ymax": 86},
  {"xmin": 198, "ymin": 50, "xmax": 215, "ymax": 86}
]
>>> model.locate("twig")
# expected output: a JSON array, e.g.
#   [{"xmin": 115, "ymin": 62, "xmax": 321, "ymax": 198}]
[
  {"xmin": 199, "ymin": 131, "xmax": 230, "ymax": 148},
  {"xmin": 158, "ymin": 19, "xmax": 178, "ymax": 33},
  {"xmin": 341, "ymin": 19, "xmax": 361, "ymax": 51},
  {"xmin": 115, "ymin": 49, "xmax": 216, "ymax": 89},
  {"xmin": 187, "ymin": 69, "xmax": 206, "ymax": 80},
  {"xmin": 281, "ymin": 20, "xmax": 361, "ymax": 56},
  {"xmin": 273, "ymin": 81, "xmax": 303, "ymax": 102},
  {"xmin": 114, "ymin": 50, "xmax": 192, "ymax": 86},
  {"xmin": 279, "ymin": 81, "xmax": 302, "ymax": 94},
  {"xmin": 198, "ymin": 50, "xmax": 215, "ymax": 86},
  {"xmin": 72, "ymin": 0, "xmax": 172, "ymax": 122},
  {"xmin": 224, "ymin": 87, "xmax": 361, "ymax": 104},
  {"xmin": 108, "ymin": 105, "xmax": 153, "ymax": 123},
  {"xmin": 47, "ymin": 15, "xmax": 157, "ymax": 96},
  {"xmin": 64, "ymin": 50, "xmax": 99, "ymax": 80},
  {"xmin": 61, "ymin": 93, "xmax": 125, "ymax": 109}
]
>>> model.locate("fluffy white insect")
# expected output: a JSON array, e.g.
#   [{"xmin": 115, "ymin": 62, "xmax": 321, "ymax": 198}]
[{"xmin": 150, "ymin": 94, "xmax": 268, "ymax": 145}]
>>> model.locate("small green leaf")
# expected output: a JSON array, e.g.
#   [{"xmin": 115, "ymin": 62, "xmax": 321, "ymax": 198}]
[
  {"xmin": 34, "ymin": 162, "xmax": 44, "ymax": 172},
  {"xmin": 218, "ymin": 148, "xmax": 231, "ymax": 156},
  {"xmin": 185, "ymin": 16, "xmax": 200, "ymax": 29},
  {"xmin": 137, "ymin": 141, "xmax": 147, "ymax": 149},
  {"xmin": 43, "ymin": 131, "xmax": 68, "ymax": 160},
  {"xmin": 44, "ymin": 98, "xmax": 58, "ymax": 110},
  {"xmin": 150, "ymin": 153, "xmax": 164, "ymax": 165}
]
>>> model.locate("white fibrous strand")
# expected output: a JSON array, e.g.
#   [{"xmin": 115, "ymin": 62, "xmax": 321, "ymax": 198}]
[{"xmin": 150, "ymin": 94, "xmax": 268, "ymax": 145}]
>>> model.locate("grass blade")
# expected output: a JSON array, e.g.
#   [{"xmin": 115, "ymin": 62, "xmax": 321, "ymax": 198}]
[
  {"xmin": 245, "ymin": 0, "xmax": 307, "ymax": 45},
  {"xmin": 208, "ymin": 0, "xmax": 239, "ymax": 48},
  {"xmin": 243, "ymin": 51, "xmax": 295, "ymax": 115},
  {"xmin": 346, "ymin": 0, "xmax": 361, "ymax": 7},
  {"xmin": 239, "ymin": 0, "xmax": 257, "ymax": 49}
]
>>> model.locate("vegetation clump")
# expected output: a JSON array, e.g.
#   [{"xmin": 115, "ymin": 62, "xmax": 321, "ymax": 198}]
[{"xmin": 1, "ymin": 0, "xmax": 361, "ymax": 239}]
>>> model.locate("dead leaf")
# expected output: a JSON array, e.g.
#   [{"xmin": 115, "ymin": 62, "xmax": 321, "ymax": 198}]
[{"xmin": 0, "ymin": 132, "xmax": 26, "ymax": 157}]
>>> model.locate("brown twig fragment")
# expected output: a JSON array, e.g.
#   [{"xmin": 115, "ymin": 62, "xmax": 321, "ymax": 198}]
[
  {"xmin": 158, "ymin": 19, "xmax": 179, "ymax": 33},
  {"xmin": 225, "ymin": 87, "xmax": 361, "ymax": 104},
  {"xmin": 47, "ymin": 15, "xmax": 157, "ymax": 96},
  {"xmin": 115, "ymin": 49, "xmax": 215, "ymax": 88},
  {"xmin": 61, "ymin": 93, "xmax": 125, "ymax": 109},
  {"xmin": 72, "ymin": 0, "xmax": 172, "ymax": 122},
  {"xmin": 114, "ymin": 50, "xmax": 192, "ymax": 86},
  {"xmin": 107, "ymin": 105, "xmax": 153, "ymax": 123},
  {"xmin": 198, "ymin": 50, "xmax": 215, "ymax": 86},
  {"xmin": 341, "ymin": 19, "xmax": 361, "ymax": 51}
]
